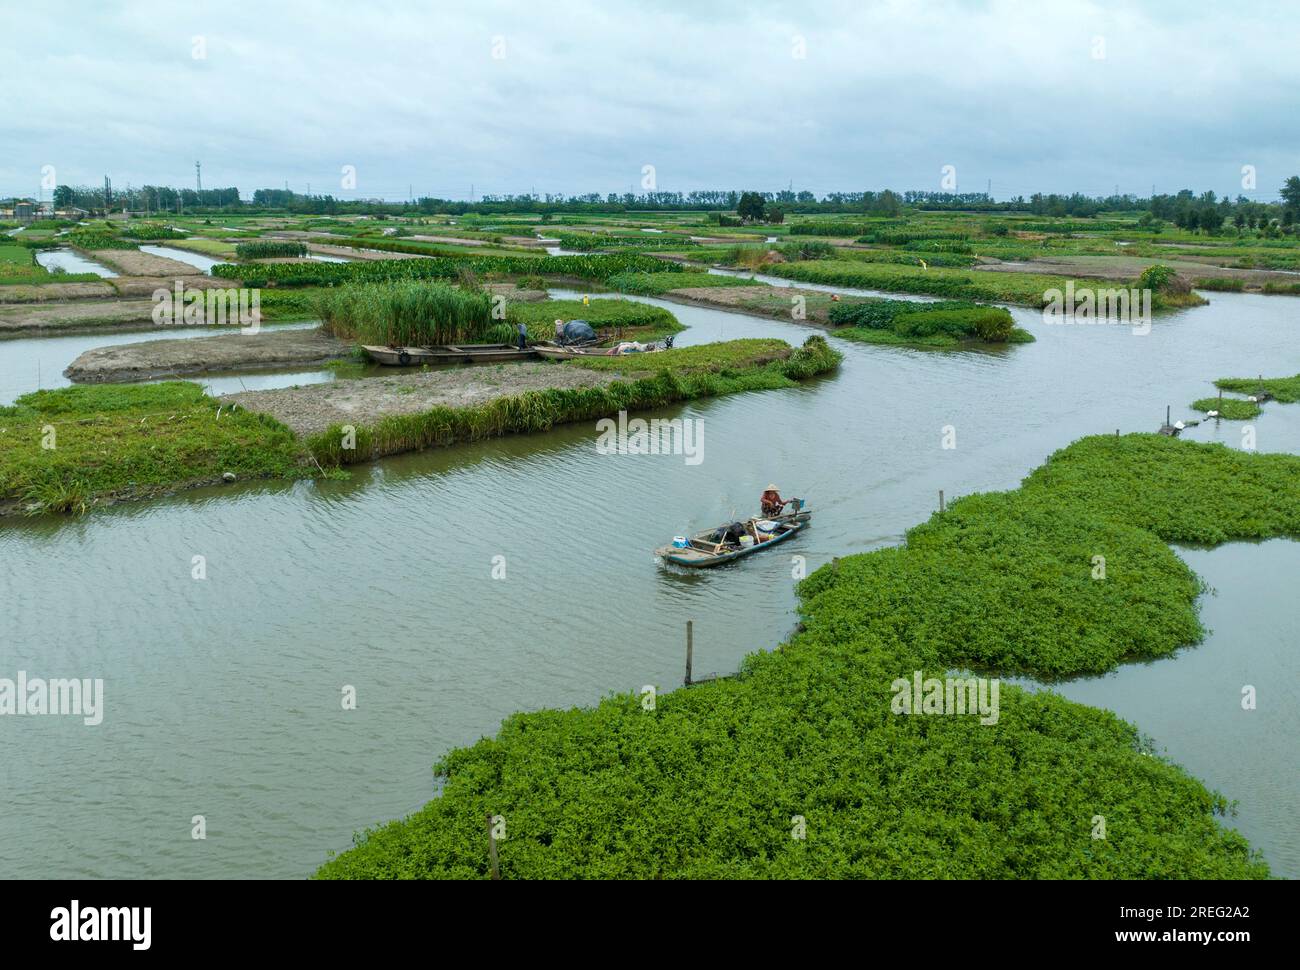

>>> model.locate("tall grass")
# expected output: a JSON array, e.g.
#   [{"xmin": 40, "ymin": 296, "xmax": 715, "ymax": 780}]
[
  {"xmin": 314, "ymin": 281, "xmax": 502, "ymax": 346},
  {"xmin": 235, "ymin": 241, "xmax": 307, "ymax": 259}
]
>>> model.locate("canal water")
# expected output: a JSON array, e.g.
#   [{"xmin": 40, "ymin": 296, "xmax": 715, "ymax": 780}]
[
  {"xmin": 0, "ymin": 322, "xmax": 320, "ymax": 405},
  {"xmin": 34, "ymin": 248, "xmax": 118, "ymax": 278},
  {"xmin": 139, "ymin": 245, "xmax": 222, "ymax": 274},
  {"xmin": 0, "ymin": 289, "xmax": 1296, "ymax": 879}
]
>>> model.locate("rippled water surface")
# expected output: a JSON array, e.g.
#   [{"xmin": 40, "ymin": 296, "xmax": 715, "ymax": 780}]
[{"xmin": 1, "ymin": 289, "xmax": 1296, "ymax": 878}]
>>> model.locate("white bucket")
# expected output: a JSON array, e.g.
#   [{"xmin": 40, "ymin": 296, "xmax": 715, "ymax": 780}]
[{"xmin": 739, "ymin": 535, "xmax": 754, "ymax": 547}]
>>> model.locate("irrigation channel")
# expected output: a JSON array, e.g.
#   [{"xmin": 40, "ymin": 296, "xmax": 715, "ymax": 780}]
[
  {"xmin": 33, "ymin": 248, "xmax": 118, "ymax": 277},
  {"xmin": 0, "ymin": 288, "xmax": 1297, "ymax": 879}
]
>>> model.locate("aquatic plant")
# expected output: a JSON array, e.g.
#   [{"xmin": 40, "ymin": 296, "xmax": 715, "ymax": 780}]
[
  {"xmin": 235, "ymin": 241, "xmax": 308, "ymax": 259},
  {"xmin": 1214, "ymin": 374, "xmax": 1300, "ymax": 403},
  {"xmin": 314, "ymin": 281, "xmax": 499, "ymax": 346},
  {"xmin": 314, "ymin": 433, "xmax": 1294, "ymax": 879},
  {"xmin": 1191, "ymin": 398, "xmax": 1260, "ymax": 419}
]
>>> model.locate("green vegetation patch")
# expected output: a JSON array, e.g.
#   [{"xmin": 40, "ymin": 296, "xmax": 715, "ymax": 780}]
[
  {"xmin": 828, "ymin": 298, "xmax": 1028, "ymax": 345},
  {"xmin": 0, "ymin": 383, "xmax": 303, "ymax": 514},
  {"xmin": 1191, "ymin": 398, "xmax": 1261, "ymax": 419},
  {"xmin": 1215, "ymin": 374, "xmax": 1300, "ymax": 403},
  {"xmin": 315, "ymin": 433, "xmax": 1291, "ymax": 879},
  {"xmin": 315, "ymin": 281, "xmax": 500, "ymax": 346},
  {"xmin": 216, "ymin": 253, "xmax": 684, "ymax": 288},
  {"xmin": 606, "ymin": 270, "xmax": 763, "ymax": 295},
  {"xmin": 236, "ymin": 241, "xmax": 308, "ymax": 259}
]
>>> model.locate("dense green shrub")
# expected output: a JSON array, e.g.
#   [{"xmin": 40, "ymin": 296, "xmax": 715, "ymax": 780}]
[{"xmin": 235, "ymin": 241, "xmax": 308, "ymax": 259}]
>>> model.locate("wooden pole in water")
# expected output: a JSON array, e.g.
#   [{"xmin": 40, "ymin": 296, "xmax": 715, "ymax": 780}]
[
  {"xmin": 486, "ymin": 814, "xmax": 500, "ymax": 880},
  {"xmin": 939, "ymin": 490, "xmax": 945, "ymax": 513},
  {"xmin": 685, "ymin": 620, "xmax": 694, "ymax": 687},
  {"xmin": 1166, "ymin": 405, "xmax": 1171, "ymax": 427}
]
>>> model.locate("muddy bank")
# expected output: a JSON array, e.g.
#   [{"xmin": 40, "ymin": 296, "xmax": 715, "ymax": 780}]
[
  {"xmin": 64, "ymin": 328, "xmax": 351, "ymax": 383},
  {"xmin": 221, "ymin": 361, "xmax": 619, "ymax": 437},
  {"xmin": 304, "ymin": 242, "xmax": 425, "ymax": 261},
  {"xmin": 111, "ymin": 276, "xmax": 239, "ymax": 297},
  {"xmin": 0, "ymin": 298, "xmax": 159, "ymax": 337},
  {"xmin": 87, "ymin": 249, "xmax": 208, "ymax": 277},
  {"xmin": 662, "ymin": 284, "xmax": 843, "ymax": 325},
  {"xmin": 977, "ymin": 253, "xmax": 1300, "ymax": 290},
  {"xmin": 0, "ymin": 281, "xmax": 117, "ymax": 303}
]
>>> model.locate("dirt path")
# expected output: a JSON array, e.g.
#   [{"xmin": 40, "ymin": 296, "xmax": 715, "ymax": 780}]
[
  {"xmin": 64, "ymin": 328, "xmax": 350, "ymax": 383},
  {"xmin": 221, "ymin": 361, "xmax": 619, "ymax": 438}
]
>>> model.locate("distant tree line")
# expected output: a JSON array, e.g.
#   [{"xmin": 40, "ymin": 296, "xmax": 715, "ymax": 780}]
[{"xmin": 35, "ymin": 178, "xmax": 1300, "ymax": 231}]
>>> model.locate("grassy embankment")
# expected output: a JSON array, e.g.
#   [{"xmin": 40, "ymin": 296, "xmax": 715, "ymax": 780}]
[
  {"xmin": 314, "ymin": 434, "xmax": 1296, "ymax": 879},
  {"xmin": 0, "ymin": 300, "xmax": 836, "ymax": 513},
  {"xmin": 760, "ymin": 260, "xmax": 1207, "ymax": 310},
  {"xmin": 0, "ymin": 241, "xmax": 101, "ymax": 285},
  {"xmin": 306, "ymin": 335, "xmax": 840, "ymax": 465},
  {"xmin": 0, "ymin": 383, "xmax": 303, "ymax": 514}
]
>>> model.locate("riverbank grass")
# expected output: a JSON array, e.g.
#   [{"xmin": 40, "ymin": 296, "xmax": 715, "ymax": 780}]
[
  {"xmin": 1191, "ymin": 397, "xmax": 1261, "ymax": 419},
  {"xmin": 307, "ymin": 336, "xmax": 840, "ymax": 465},
  {"xmin": 0, "ymin": 383, "xmax": 303, "ymax": 514}
]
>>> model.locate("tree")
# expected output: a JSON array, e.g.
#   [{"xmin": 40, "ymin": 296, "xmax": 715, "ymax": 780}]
[
  {"xmin": 736, "ymin": 191, "xmax": 765, "ymax": 222},
  {"xmin": 53, "ymin": 184, "xmax": 74, "ymax": 208},
  {"xmin": 1280, "ymin": 176, "xmax": 1300, "ymax": 210}
]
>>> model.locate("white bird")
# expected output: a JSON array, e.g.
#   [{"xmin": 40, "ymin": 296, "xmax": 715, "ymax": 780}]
[
  {"xmin": 1174, "ymin": 420, "xmax": 1186, "ymax": 430},
  {"xmin": 1248, "ymin": 395, "xmax": 1258, "ymax": 402},
  {"xmin": 1207, "ymin": 410, "xmax": 1220, "ymax": 418}
]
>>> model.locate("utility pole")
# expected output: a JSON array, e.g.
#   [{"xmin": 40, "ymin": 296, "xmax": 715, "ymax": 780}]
[{"xmin": 195, "ymin": 160, "xmax": 202, "ymax": 194}]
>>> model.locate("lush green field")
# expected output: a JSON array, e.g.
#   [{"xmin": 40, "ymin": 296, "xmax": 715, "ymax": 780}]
[
  {"xmin": 314, "ymin": 434, "xmax": 1294, "ymax": 879},
  {"xmin": 215, "ymin": 253, "xmax": 686, "ymax": 287},
  {"xmin": 1191, "ymin": 397, "xmax": 1260, "ymax": 419},
  {"xmin": 0, "ymin": 383, "xmax": 304, "ymax": 514},
  {"xmin": 827, "ymin": 298, "xmax": 1028, "ymax": 346},
  {"xmin": 606, "ymin": 270, "xmax": 763, "ymax": 295},
  {"xmin": 1215, "ymin": 373, "xmax": 1300, "ymax": 402}
]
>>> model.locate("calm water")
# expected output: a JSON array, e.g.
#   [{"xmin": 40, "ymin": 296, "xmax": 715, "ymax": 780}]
[
  {"xmin": 1, "ymin": 290, "xmax": 1297, "ymax": 879},
  {"xmin": 34, "ymin": 248, "xmax": 117, "ymax": 278},
  {"xmin": 139, "ymin": 245, "xmax": 221, "ymax": 274},
  {"xmin": 0, "ymin": 322, "xmax": 319, "ymax": 405}
]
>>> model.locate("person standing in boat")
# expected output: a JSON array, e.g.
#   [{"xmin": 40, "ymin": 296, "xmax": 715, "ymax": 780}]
[
  {"xmin": 516, "ymin": 321, "xmax": 529, "ymax": 350},
  {"xmin": 761, "ymin": 484, "xmax": 788, "ymax": 517}
]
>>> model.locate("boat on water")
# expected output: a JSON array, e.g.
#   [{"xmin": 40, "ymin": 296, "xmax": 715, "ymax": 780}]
[
  {"xmin": 655, "ymin": 503, "xmax": 811, "ymax": 568},
  {"xmin": 362, "ymin": 344, "xmax": 538, "ymax": 366}
]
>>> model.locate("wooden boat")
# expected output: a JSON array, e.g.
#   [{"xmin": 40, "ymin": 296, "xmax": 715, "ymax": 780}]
[
  {"xmin": 363, "ymin": 344, "xmax": 538, "ymax": 366},
  {"xmin": 655, "ymin": 506, "xmax": 812, "ymax": 568}
]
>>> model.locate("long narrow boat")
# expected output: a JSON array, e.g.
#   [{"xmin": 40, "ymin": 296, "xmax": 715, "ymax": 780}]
[
  {"xmin": 655, "ymin": 506, "xmax": 812, "ymax": 568},
  {"xmin": 363, "ymin": 344, "xmax": 538, "ymax": 366}
]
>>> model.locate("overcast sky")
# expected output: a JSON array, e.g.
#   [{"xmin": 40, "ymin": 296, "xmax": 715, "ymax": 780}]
[{"xmin": 4, "ymin": 0, "xmax": 1298, "ymax": 201}]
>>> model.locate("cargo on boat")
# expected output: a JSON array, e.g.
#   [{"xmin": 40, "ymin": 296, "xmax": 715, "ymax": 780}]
[{"xmin": 656, "ymin": 503, "xmax": 811, "ymax": 568}]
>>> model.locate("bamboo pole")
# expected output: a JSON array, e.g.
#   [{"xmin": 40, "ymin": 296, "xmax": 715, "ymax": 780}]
[
  {"xmin": 487, "ymin": 814, "xmax": 500, "ymax": 880},
  {"xmin": 684, "ymin": 620, "xmax": 694, "ymax": 687}
]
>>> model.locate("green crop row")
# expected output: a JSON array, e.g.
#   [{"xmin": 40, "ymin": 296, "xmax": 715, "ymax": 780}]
[{"xmin": 213, "ymin": 253, "xmax": 686, "ymax": 288}]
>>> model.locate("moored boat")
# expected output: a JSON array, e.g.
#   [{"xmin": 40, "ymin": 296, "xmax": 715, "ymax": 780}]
[{"xmin": 362, "ymin": 344, "xmax": 539, "ymax": 366}]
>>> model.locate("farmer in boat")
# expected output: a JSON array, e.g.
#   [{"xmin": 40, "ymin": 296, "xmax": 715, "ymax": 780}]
[
  {"xmin": 760, "ymin": 484, "xmax": 788, "ymax": 517},
  {"xmin": 516, "ymin": 321, "xmax": 528, "ymax": 351}
]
